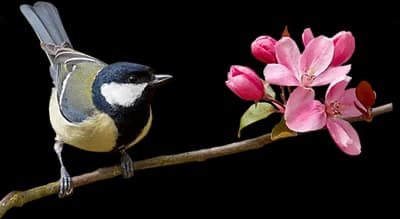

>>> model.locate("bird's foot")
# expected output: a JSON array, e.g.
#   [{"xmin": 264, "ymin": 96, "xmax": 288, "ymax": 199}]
[
  {"xmin": 120, "ymin": 150, "xmax": 134, "ymax": 178},
  {"xmin": 58, "ymin": 166, "xmax": 73, "ymax": 198}
]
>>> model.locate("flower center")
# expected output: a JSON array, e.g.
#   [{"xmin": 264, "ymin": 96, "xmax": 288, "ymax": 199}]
[
  {"xmin": 326, "ymin": 101, "xmax": 345, "ymax": 117},
  {"xmin": 301, "ymin": 70, "xmax": 316, "ymax": 87}
]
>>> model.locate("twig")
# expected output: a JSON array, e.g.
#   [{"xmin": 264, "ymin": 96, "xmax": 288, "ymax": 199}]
[{"xmin": 0, "ymin": 103, "xmax": 393, "ymax": 217}]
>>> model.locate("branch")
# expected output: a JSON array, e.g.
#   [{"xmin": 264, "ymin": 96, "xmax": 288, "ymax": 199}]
[{"xmin": 0, "ymin": 103, "xmax": 393, "ymax": 217}]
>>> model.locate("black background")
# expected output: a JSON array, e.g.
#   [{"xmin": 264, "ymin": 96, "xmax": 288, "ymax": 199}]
[{"xmin": 0, "ymin": 0, "xmax": 398, "ymax": 218}]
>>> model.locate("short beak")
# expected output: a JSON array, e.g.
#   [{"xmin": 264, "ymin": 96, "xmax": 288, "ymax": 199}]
[{"xmin": 151, "ymin": 74, "xmax": 173, "ymax": 86}]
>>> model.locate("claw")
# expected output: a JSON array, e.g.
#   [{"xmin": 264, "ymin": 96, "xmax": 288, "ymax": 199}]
[
  {"xmin": 58, "ymin": 166, "xmax": 73, "ymax": 198},
  {"xmin": 120, "ymin": 150, "xmax": 134, "ymax": 178}
]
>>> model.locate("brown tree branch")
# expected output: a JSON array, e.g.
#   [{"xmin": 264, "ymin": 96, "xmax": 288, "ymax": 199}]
[{"xmin": 0, "ymin": 103, "xmax": 393, "ymax": 217}]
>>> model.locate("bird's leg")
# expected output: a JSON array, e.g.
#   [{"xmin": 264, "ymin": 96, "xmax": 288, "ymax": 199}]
[
  {"xmin": 120, "ymin": 148, "xmax": 134, "ymax": 178},
  {"xmin": 54, "ymin": 140, "xmax": 73, "ymax": 198}
]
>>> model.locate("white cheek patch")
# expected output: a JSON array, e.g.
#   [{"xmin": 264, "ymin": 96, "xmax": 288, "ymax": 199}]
[{"xmin": 101, "ymin": 82, "xmax": 147, "ymax": 107}]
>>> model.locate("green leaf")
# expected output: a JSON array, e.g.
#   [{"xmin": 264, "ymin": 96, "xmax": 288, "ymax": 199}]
[
  {"xmin": 238, "ymin": 102, "xmax": 276, "ymax": 138},
  {"xmin": 271, "ymin": 117, "xmax": 297, "ymax": 141},
  {"xmin": 264, "ymin": 82, "xmax": 276, "ymax": 99}
]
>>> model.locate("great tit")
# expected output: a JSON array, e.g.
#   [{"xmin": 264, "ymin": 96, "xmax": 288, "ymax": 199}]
[{"xmin": 20, "ymin": 1, "xmax": 172, "ymax": 198}]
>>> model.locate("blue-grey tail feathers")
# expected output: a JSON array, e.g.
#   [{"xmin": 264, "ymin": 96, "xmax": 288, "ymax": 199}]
[
  {"xmin": 20, "ymin": 2, "xmax": 72, "ymax": 81},
  {"xmin": 20, "ymin": 2, "xmax": 71, "ymax": 47}
]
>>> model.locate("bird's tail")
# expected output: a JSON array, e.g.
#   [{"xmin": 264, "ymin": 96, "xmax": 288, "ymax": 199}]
[
  {"xmin": 20, "ymin": 1, "xmax": 71, "ymax": 46},
  {"xmin": 20, "ymin": 2, "xmax": 72, "ymax": 64}
]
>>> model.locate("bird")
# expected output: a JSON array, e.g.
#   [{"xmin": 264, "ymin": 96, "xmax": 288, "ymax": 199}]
[{"xmin": 19, "ymin": 1, "xmax": 172, "ymax": 198}]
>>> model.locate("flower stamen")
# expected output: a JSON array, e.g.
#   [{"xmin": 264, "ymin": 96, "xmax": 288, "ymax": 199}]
[
  {"xmin": 326, "ymin": 101, "xmax": 345, "ymax": 117},
  {"xmin": 301, "ymin": 71, "xmax": 316, "ymax": 87}
]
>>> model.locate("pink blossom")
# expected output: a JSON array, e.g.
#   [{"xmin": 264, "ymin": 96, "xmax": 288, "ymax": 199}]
[
  {"xmin": 302, "ymin": 28, "xmax": 355, "ymax": 66},
  {"xmin": 263, "ymin": 36, "xmax": 351, "ymax": 88},
  {"xmin": 226, "ymin": 65, "xmax": 265, "ymax": 101},
  {"xmin": 285, "ymin": 76, "xmax": 363, "ymax": 155},
  {"xmin": 251, "ymin": 35, "xmax": 277, "ymax": 64}
]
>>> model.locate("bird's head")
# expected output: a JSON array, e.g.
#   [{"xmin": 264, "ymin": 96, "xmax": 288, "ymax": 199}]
[{"xmin": 92, "ymin": 62, "xmax": 172, "ymax": 113}]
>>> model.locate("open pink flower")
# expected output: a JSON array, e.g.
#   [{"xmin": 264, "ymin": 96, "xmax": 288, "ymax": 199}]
[
  {"xmin": 285, "ymin": 76, "xmax": 363, "ymax": 155},
  {"xmin": 226, "ymin": 65, "xmax": 265, "ymax": 101},
  {"xmin": 302, "ymin": 28, "xmax": 355, "ymax": 66},
  {"xmin": 263, "ymin": 36, "xmax": 351, "ymax": 88}
]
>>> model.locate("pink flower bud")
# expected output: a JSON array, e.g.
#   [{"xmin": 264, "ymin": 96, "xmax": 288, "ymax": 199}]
[
  {"xmin": 226, "ymin": 65, "xmax": 264, "ymax": 101},
  {"xmin": 331, "ymin": 31, "xmax": 355, "ymax": 66},
  {"xmin": 251, "ymin": 36, "xmax": 277, "ymax": 64}
]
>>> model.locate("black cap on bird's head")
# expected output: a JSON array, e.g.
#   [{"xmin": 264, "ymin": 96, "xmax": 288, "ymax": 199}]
[
  {"xmin": 92, "ymin": 62, "xmax": 172, "ymax": 111},
  {"xmin": 95, "ymin": 62, "xmax": 160, "ymax": 85}
]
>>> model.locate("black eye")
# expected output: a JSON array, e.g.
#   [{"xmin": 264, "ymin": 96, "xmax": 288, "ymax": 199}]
[{"xmin": 127, "ymin": 75, "xmax": 137, "ymax": 83}]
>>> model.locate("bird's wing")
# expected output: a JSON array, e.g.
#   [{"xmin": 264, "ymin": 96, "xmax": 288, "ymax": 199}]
[{"xmin": 47, "ymin": 45, "xmax": 107, "ymax": 123}]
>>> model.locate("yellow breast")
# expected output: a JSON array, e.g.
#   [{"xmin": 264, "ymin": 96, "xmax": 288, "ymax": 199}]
[{"xmin": 49, "ymin": 88, "xmax": 118, "ymax": 152}]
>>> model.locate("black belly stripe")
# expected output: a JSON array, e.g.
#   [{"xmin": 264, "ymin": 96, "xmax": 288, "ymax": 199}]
[{"xmin": 112, "ymin": 103, "xmax": 151, "ymax": 150}]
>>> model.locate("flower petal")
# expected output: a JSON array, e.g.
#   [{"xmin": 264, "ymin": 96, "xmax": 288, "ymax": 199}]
[
  {"xmin": 302, "ymin": 28, "xmax": 314, "ymax": 47},
  {"xmin": 327, "ymin": 118, "xmax": 361, "ymax": 156},
  {"xmin": 325, "ymin": 76, "xmax": 351, "ymax": 102},
  {"xmin": 331, "ymin": 31, "xmax": 355, "ymax": 66},
  {"xmin": 300, "ymin": 36, "xmax": 334, "ymax": 77},
  {"xmin": 263, "ymin": 64, "xmax": 300, "ymax": 86},
  {"xmin": 285, "ymin": 87, "xmax": 326, "ymax": 132},
  {"xmin": 311, "ymin": 65, "xmax": 351, "ymax": 87},
  {"xmin": 275, "ymin": 37, "xmax": 301, "ymax": 76},
  {"xmin": 339, "ymin": 88, "xmax": 363, "ymax": 117}
]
